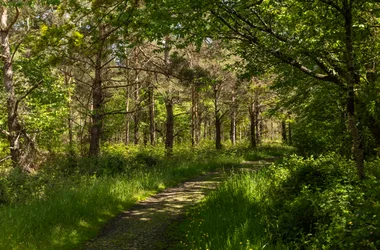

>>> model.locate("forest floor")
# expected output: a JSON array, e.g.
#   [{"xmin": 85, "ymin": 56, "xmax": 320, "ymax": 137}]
[{"xmin": 81, "ymin": 159, "xmax": 274, "ymax": 250}]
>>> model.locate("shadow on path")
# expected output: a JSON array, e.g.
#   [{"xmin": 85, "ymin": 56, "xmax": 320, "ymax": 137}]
[
  {"xmin": 83, "ymin": 159, "xmax": 275, "ymax": 250},
  {"xmin": 83, "ymin": 172, "xmax": 225, "ymax": 250}
]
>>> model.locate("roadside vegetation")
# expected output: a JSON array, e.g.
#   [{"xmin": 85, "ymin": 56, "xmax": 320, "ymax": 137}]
[
  {"xmin": 0, "ymin": 0, "xmax": 379, "ymax": 249},
  {"xmin": 175, "ymin": 154, "xmax": 380, "ymax": 250},
  {"xmin": 0, "ymin": 143, "xmax": 290, "ymax": 250}
]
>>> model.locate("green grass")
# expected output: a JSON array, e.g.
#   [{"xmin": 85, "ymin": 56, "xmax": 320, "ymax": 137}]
[
  {"xmin": 0, "ymin": 143, "xmax": 248, "ymax": 250},
  {"xmin": 0, "ymin": 176, "xmax": 148, "ymax": 250},
  {"xmin": 174, "ymin": 153, "xmax": 380, "ymax": 250},
  {"xmin": 172, "ymin": 170, "xmax": 289, "ymax": 250}
]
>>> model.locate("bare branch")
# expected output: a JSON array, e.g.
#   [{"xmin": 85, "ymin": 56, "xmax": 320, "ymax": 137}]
[
  {"xmin": 101, "ymin": 56, "xmax": 116, "ymax": 69},
  {"xmin": 0, "ymin": 155, "xmax": 11, "ymax": 163},
  {"xmin": 102, "ymin": 83, "xmax": 136, "ymax": 90},
  {"xmin": 15, "ymin": 80, "xmax": 43, "ymax": 112},
  {"xmin": 106, "ymin": 65, "xmax": 180, "ymax": 79},
  {"xmin": 271, "ymin": 50, "xmax": 344, "ymax": 87},
  {"xmin": 1, "ymin": 129, "xmax": 10, "ymax": 136},
  {"xmin": 174, "ymin": 112, "xmax": 188, "ymax": 117},
  {"xmin": 6, "ymin": 6, "xmax": 19, "ymax": 32},
  {"xmin": 59, "ymin": 68, "xmax": 92, "ymax": 87},
  {"xmin": 11, "ymin": 37, "xmax": 24, "ymax": 62}
]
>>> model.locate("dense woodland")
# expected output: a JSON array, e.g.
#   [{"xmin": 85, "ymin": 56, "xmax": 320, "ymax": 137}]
[{"xmin": 0, "ymin": 0, "xmax": 380, "ymax": 249}]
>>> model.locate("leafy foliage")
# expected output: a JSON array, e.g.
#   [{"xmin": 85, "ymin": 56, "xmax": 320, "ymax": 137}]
[{"xmin": 177, "ymin": 154, "xmax": 380, "ymax": 249}]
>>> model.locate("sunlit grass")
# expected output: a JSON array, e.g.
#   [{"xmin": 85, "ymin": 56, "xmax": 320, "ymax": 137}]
[
  {"xmin": 173, "ymin": 171, "xmax": 289, "ymax": 250},
  {"xmin": 0, "ymin": 143, "xmax": 292, "ymax": 250},
  {"xmin": 0, "ymin": 143, "xmax": 246, "ymax": 250},
  {"xmin": 174, "ymin": 153, "xmax": 380, "ymax": 250}
]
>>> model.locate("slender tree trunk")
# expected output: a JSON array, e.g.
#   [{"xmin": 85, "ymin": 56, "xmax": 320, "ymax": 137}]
[
  {"xmin": 89, "ymin": 58, "xmax": 103, "ymax": 157},
  {"xmin": 203, "ymin": 119, "xmax": 208, "ymax": 140},
  {"xmin": 165, "ymin": 99, "xmax": 174, "ymax": 155},
  {"xmin": 250, "ymin": 116, "xmax": 256, "ymax": 148},
  {"xmin": 259, "ymin": 116, "xmax": 265, "ymax": 144},
  {"xmin": 89, "ymin": 26, "xmax": 105, "ymax": 157},
  {"xmin": 64, "ymin": 73, "xmax": 74, "ymax": 155},
  {"xmin": 148, "ymin": 83, "xmax": 155, "ymax": 146},
  {"xmin": 134, "ymin": 82, "xmax": 140, "ymax": 145},
  {"xmin": 68, "ymin": 110, "xmax": 73, "ymax": 153},
  {"xmin": 249, "ymin": 101, "xmax": 257, "ymax": 148},
  {"xmin": 1, "ymin": 6, "xmax": 21, "ymax": 167},
  {"xmin": 214, "ymin": 87, "xmax": 222, "ymax": 149},
  {"xmin": 288, "ymin": 120, "xmax": 292, "ymax": 146},
  {"xmin": 215, "ymin": 115, "xmax": 222, "ymax": 150},
  {"xmin": 143, "ymin": 130, "xmax": 148, "ymax": 145},
  {"xmin": 239, "ymin": 124, "xmax": 242, "ymax": 141},
  {"xmin": 367, "ymin": 115, "xmax": 380, "ymax": 149},
  {"xmin": 125, "ymin": 86, "xmax": 130, "ymax": 145},
  {"xmin": 270, "ymin": 121, "xmax": 274, "ymax": 141},
  {"xmin": 343, "ymin": 0, "xmax": 365, "ymax": 179},
  {"xmin": 191, "ymin": 85, "xmax": 199, "ymax": 147},
  {"xmin": 230, "ymin": 94, "xmax": 236, "ymax": 145},
  {"xmin": 281, "ymin": 120, "xmax": 287, "ymax": 143},
  {"xmin": 255, "ymin": 106, "xmax": 260, "ymax": 145},
  {"xmin": 0, "ymin": 5, "xmax": 36, "ymax": 171},
  {"xmin": 209, "ymin": 119, "xmax": 212, "ymax": 140}
]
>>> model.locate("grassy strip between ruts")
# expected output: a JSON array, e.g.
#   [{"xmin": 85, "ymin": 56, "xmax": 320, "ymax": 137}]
[
  {"xmin": 0, "ymin": 143, "xmax": 292, "ymax": 250},
  {"xmin": 172, "ymin": 153, "xmax": 380, "ymax": 250}
]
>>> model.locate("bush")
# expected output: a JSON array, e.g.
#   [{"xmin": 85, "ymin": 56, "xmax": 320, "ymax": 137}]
[
  {"xmin": 178, "ymin": 153, "xmax": 380, "ymax": 249},
  {"xmin": 266, "ymin": 154, "xmax": 380, "ymax": 249},
  {"xmin": 0, "ymin": 179, "xmax": 9, "ymax": 205}
]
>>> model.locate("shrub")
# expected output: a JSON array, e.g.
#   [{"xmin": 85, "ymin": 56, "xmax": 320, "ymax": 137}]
[
  {"xmin": 178, "ymin": 153, "xmax": 380, "ymax": 249},
  {"xmin": 266, "ymin": 154, "xmax": 380, "ymax": 249}
]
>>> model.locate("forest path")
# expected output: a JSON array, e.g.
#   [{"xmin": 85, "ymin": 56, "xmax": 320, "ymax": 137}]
[{"xmin": 82, "ymin": 159, "xmax": 274, "ymax": 250}]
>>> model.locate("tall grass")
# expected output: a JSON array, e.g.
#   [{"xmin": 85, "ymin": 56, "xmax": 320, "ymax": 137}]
[
  {"xmin": 0, "ymin": 143, "xmax": 248, "ymax": 250},
  {"xmin": 0, "ymin": 176, "xmax": 148, "ymax": 250},
  {"xmin": 175, "ymin": 153, "xmax": 380, "ymax": 250},
  {"xmin": 173, "ymin": 170, "xmax": 289, "ymax": 250}
]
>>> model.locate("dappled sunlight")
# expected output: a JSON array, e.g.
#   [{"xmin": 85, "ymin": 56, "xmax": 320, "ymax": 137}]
[{"xmin": 84, "ymin": 172, "xmax": 225, "ymax": 250}]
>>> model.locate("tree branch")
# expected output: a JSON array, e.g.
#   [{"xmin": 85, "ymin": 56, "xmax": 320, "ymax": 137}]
[
  {"xmin": 6, "ymin": 6, "xmax": 19, "ymax": 32},
  {"xmin": 271, "ymin": 50, "xmax": 344, "ymax": 87},
  {"xmin": 15, "ymin": 80, "xmax": 43, "ymax": 113},
  {"xmin": 0, "ymin": 155, "xmax": 11, "ymax": 163},
  {"xmin": 1, "ymin": 129, "xmax": 10, "ymax": 136}
]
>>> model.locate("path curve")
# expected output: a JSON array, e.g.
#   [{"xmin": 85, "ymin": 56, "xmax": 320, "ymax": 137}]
[
  {"xmin": 82, "ymin": 159, "xmax": 274, "ymax": 250},
  {"xmin": 83, "ymin": 171, "xmax": 226, "ymax": 250}
]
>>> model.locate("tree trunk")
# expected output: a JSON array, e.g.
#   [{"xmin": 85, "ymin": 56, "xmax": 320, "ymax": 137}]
[
  {"xmin": 1, "ymin": 5, "xmax": 22, "ymax": 168},
  {"xmin": 288, "ymin": 121, "xmax": 292, "ymax": 146},
  {"xmin": 143, "ymin": 130, "xmax": 148, "ymax": 145},
  {"xmin": 281, "ymin": 120, "xmax": 287, "ymax": 143},
  {"xmin": 230, "ymin": 94, "xmax": 236, "ymax": 145},
  {"xmin": 214, "ymin": 88, "xmax": 222, "ymax": 149},
  {"xmin": 255, "ymin": 106, "xmax": 260, "ymax": 145},
  {"xmin": 191, "ymin": 85, "xmax": 199, "ymax": 147},
  {"xmin": 343, "ymin": 0, "xmax": 365, "ymax": 179},
  {"xmin": 89, "ymin": 25, "xmax": 106, "ymax": 157},
  {"xmin": 203, "ymin": 119, "xmax": 207, "ymax": 140},
  {"xmin": 64, "ymin": 72, "xmax": 74, "ymax": 155},
  {"xmin": 215, "ymin": 116, "xmax": 222, "ymax": 150},
  {"xmin": 148, "ymin": 83, "xmax": 156, "ymax": 146},
  {"xmin": 249, "ymin": 101, "xmax": 257, "ymax": 148},
  {"xmin": 165, "ymin": 99, "xmax": 174, "ymax": 155},
  {"xmin": 89, "ymin": 56, "xmax": 103, "ymax": 157},
  {"xmin": 125, "ymin": 86, "xmax": 130, "ymax": 145},
  {"xmin": 134, "ymin": 82, "xmax": 140, "ymax": 145},
  {"xmin": 366, "ymin": 113, "xmax": 380, "ymax": 150},
  {"xmin": 259, "ymin": 116, "xmax": 265, "ymax": 144}
]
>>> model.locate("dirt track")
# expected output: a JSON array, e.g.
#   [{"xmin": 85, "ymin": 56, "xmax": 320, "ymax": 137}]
[{"xmin": 83, "ymin": 159, "xmax": 274, "ymax": 250}]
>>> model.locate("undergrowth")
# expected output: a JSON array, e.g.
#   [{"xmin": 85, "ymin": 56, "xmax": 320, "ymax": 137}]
[
  {"xmin": 175, "ymin": 153, "xmax": 380, "ymax": 250},
  {"xmin": 0, "ymin": 142, "xmax": 273, "ymax": 250}
]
